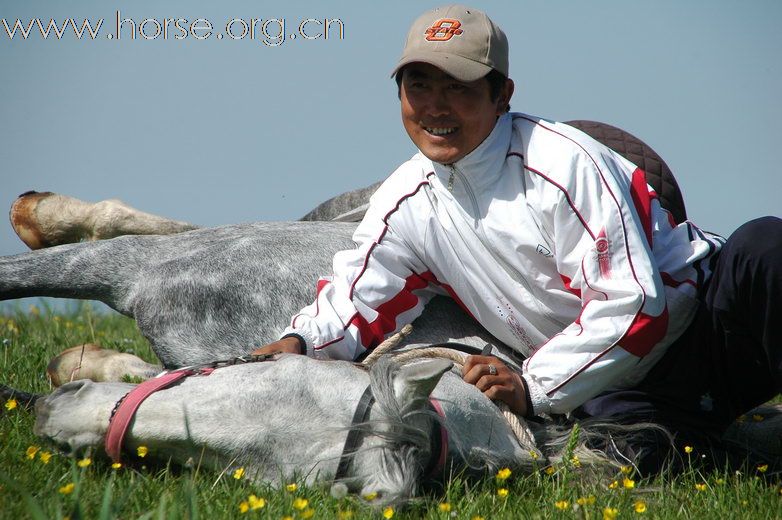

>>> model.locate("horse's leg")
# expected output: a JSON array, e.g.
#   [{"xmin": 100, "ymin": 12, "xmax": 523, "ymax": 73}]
[
  {"xmin": 47, "ymin": 344, "xmax": 162, "ymax": 386},
  {"xmin": 0, "ymin": 222, "xmax": 359, "ymax": 368},
  {"xmin": 10, "ymin": 191, "xmax": 198, "ymax": 249},
  {"xmin": 0, "ymin": 239, "xmax": 139, "ymax": 313}
]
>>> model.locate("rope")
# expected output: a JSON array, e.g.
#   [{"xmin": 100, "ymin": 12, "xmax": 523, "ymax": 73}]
[
  {"xmin": 360, "ymin": 324, "xmax": 415, "ymax": 365},
  {"xmin": 361, "ymin": 327, "xmax": 540, "ymax": 454}
]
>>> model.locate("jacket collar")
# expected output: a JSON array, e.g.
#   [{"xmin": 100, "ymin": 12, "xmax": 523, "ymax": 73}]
[{"xmin": 424, "ymin": 113, "xmax": 513, "ymax": 192}]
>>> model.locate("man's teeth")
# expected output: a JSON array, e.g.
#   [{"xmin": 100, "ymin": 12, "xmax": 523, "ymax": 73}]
[{"xmin": 426, "ymin": 127, "xmax": 456, "ymax": 136}]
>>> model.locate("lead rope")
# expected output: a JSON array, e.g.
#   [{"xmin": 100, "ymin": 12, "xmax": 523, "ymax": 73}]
[{"xmin": 361, "ymin": 327, "xmax": 539, "ymax": 455}]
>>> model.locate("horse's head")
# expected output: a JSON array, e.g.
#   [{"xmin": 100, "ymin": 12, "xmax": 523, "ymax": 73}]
[
  {"xmin": 34, "ymin": 379, "xmax": 133, "ymax": 455},
  {"xmin": 330, "ymin": 356, "xmax": 453, "ymax": 505}
]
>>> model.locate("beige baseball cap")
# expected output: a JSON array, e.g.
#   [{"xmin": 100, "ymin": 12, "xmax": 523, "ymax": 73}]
[{"xmin": 392, "ymin": 5, "xmax": 508, "ymax": 82}]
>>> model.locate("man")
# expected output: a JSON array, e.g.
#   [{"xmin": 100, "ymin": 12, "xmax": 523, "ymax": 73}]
[{"xmin": 253, "ymin": 5, "xmax": 780, "ymax": 435}]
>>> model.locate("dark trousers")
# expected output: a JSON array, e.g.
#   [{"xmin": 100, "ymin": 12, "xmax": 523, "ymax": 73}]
[{"xmin": 576, "ymin": 216, "xmax": 782, "ymax": 472}]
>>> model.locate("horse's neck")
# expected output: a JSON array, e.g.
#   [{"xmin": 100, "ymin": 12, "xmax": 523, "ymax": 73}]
[{"xmin": 129, "ymin": 360, "xmax": 365, "ymax": 481}]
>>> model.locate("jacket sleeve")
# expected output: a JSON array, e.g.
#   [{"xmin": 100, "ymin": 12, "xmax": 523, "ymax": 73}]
[
  {"xmin": 521, "ymin": 142, "xmax": 669, "ymax": 416},
  {"xmin": 281, "ymin": 178, "xmax": 439, "ymax": 361}
]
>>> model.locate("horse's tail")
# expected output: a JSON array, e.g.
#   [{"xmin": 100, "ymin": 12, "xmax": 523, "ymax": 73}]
[{"xmin": 1, "ymin": 384, "xmax": 43, "ymax": 410}]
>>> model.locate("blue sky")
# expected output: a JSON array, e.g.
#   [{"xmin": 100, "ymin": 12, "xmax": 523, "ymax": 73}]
[{"xmin": 1, "ymin": 1, "xmax": 780, "ymax": 298}]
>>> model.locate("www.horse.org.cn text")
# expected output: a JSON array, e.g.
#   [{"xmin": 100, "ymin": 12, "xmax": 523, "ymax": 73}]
[{"xmin": 2, "ymin": 11, "xmax": 345, "ymax": 47}]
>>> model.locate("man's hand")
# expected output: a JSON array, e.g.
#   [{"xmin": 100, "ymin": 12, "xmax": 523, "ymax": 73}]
[
  {"xmin": 251, "ymin": 336, "xmax": 303, "ymax": 357},
  {"xmin": 462, "ymin": 355, "xmax": 528, "ymax": 416}
]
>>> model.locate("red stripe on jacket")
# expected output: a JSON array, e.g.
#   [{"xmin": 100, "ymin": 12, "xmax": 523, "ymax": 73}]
[
  {"xmin": 629, "ymin": 168, "xmax": 653, "ymax": 247},
  {"xmin": 349, "ymin": 271, "xmax": 431, "ymax": 348},
  {"xmin": 617, "ymin": 307, "xmax": 669, "ymax": 357}
]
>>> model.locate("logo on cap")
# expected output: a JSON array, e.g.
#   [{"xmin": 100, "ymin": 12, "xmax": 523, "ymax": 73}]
[{"xmin": 424, "ymin": 19, "xmax": 463, "ymax": 42}]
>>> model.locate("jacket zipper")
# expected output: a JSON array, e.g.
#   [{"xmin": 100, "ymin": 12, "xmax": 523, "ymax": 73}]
[{"xmin": 448, "ymin": 165, "xmax": 568, "ymax": 332}]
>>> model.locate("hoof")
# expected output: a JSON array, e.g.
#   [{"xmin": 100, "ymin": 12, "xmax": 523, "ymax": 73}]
[
  {"xmin": 9, "ymin": 191, "xmax": 55, "ymax": 250},
  {"xmin": 47, "ymin": 343, "xmax": 104, "ymax": 386},
  {"xmin": 47, "ymin": 343, "xmax": 162, "ymax": 386}
]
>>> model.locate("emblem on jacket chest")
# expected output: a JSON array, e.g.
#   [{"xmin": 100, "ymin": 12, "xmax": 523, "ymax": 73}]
[{"xmin": 595, "ymin": 231, "xmax": 611, "ymax": 277}]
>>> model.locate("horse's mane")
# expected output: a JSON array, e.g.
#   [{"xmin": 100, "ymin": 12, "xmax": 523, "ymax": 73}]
[{"xmin": 352, "ymin": 356, "xmax": 434, "ymax": 504}]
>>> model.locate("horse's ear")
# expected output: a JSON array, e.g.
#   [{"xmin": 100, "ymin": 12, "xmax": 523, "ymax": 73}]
[{"xmin": 392, "ymin": 359, "xmax": 452, "ymax": 407}]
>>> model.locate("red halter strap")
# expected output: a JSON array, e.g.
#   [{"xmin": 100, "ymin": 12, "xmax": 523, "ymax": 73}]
[
  {"xmin": 104, "ymin": 368, "xmax": 214, "ymax": 463},
  {"xmin": 426, "ymin": 397, "xmax": 449, "ymax": 478}
]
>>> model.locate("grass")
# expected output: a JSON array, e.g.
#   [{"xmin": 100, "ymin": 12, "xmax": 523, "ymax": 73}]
[{"xmin": 1, "ymin": 304, "xmax": 781, "ymax": 519}]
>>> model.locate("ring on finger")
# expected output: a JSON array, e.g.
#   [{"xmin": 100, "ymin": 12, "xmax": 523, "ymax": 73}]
[{"xmin": 487, "ymin": 364, "xmax": 498, "ymax": 376}]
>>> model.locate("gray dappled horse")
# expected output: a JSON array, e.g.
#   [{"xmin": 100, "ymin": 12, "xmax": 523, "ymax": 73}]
[{"xmin": 2, "ymin": 122, "xmax": 779, "ymax": 498}]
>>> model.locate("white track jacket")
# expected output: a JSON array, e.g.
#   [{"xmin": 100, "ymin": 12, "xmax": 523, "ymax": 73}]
[{"xmin": 283, "ymin": 113, "xmax": 724, "ymax": 415}]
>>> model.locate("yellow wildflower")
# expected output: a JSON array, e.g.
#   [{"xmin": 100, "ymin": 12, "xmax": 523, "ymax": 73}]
[
  {"xmin": 286, "ymin": 482, "xmax": 298, "ymax": 492},
  {"xmin": 608, "ymin": 480, "xmax": 619, "ymax": 489},
  {"xmin": 248, "ymin": 495, "xmax": 265, "ymax": 510},
  {"xmin": 39, "ymin": 451, "xmax": 52, "ymax": 464},
  {"xmin": 471, "ymin": 517, "xmax": 485, "ymax": 520},
  {"xmin": 757, "ymin": 464, "xmax": 769, "ymax": 473},
  {"xmin": 623, "ymin": 478, "xmax": 635, "ymax": 489},
  {"xmin": 25, "ymin": 446, "xmax": 40, "ymax": 460},
  {"xmin": 634, "ymin": 500, "xmax": 647, "ymax": 513},
  {"xmin": 529, "ymin": 450, "xmax": 539, "ymax": 460},
  {"xmin": 29, "ymin": 305, "xmax": 40, "ymax": 316},
  {"xmin": 337, "ymin": 510, "xmax": 354, "ymax": 519},
  {"xmin": 603, "ymin": 507, "xmax": 619, "ymax": 520},
  {"xmin": 752, "ymin": 414, "xmax": 764, "ymax": 422},
  {"xmin": 293, "ymin": 498, "xmax": 309, "ymax": 510},
  {"xmin": 439, "ymin": 502, "xmax": 452, "ymax": 512},
  {"xmin": 238, "ymin": 501, "xmax": 249, "ymax": 514},
  {"xmin": 555, "ymin": 500, "xmax": 570, "ymax": 510},
  {"xmin": 137, "ymin": 445, "xmax": 148, "ymax": 458},
  {"xmin": 620, "ymin": 465, "xmax": 633, "ymax": 474},
  {"xmin": 684, "ymin": 446, "xmax": 693, "ymax": 454},
  {"xmin": 58, "ymin": 482, "xmax": 75, "ymax": 495},
  {"xmin": 694, "ymin": 483, "xmax": 707, "ymax": 492},
  {"xmin": 5, "ymin": 399, "xmax": 17, "ymax": 411},
  {"xmin": 301, "ymin": 509, "xmax": 315, "ymax": 519},
  {"xmin": 497, "ymin": 488, "xmax": 509, "ymax": 499},
  {"xmin": 545, "ymin": 466, "xmax": 555, "ymax": 475},
  {"xmin": 77, "ymin": 457, "xmax": 92, "ymax": 468},
  {"xmin": 496, "ymin": 467, "xmax": 512, "ymax": 480},
  {"xmin": 383, "ymin": 506, "xmax": 394, "ymax": 519},
  {"xmin": 112, "ymin": 462, "xmax": 122, "ymax": 469},
  {"xmin": 233, "ymin": 467, "xmax": 245, "ymax": 479},
  {"xmin": 363, "ymin": 491, "xmax": 378, "ymax": 501},
  {"xmin": 570, "ymin": 455, "xmax": 581, "ymax": 468},
  {"xmin": 577, "ymin": 495, "xmax": 596, "ymax": 506},
  {"xmin": 715, "ymin": 478, "xmax": 724, "ymax": 485},
  {"xmin": 282, "ymin": 516, "xmax": 294, "ymax": 520}
]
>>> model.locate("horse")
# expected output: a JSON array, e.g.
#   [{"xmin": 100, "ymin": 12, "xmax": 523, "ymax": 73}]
[
  {"xmin": 32, "ymin": 354, "xmax": 546, "ymax": 505},
  {"xmin": 2, "ymin": 121, "xmax": 779, "ymax": 498}
]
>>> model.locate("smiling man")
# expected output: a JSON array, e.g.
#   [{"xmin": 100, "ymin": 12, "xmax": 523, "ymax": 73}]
[{"xmin": 253, "ymin": 5, "xmax": 781, "ymax": 442}]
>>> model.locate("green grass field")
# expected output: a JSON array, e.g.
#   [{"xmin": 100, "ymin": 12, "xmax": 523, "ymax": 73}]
[{"xmin": 1, "ymin": 305, "xmax": 780, "ymax": 519}]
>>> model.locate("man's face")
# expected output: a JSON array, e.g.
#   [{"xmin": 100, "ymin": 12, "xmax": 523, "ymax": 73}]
[{"xmin": 400, "ymin": 63, "xmax": 512, "ymax": 165}]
